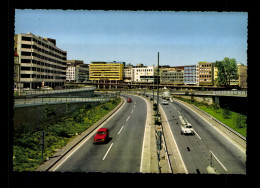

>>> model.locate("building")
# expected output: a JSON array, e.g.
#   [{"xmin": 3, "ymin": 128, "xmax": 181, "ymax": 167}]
[
  {"xmin": 160, "ymin": 66, "xmax": 184, "ymax": 85},
  {"xmin": 198, "ymin": 62, "xmax": 214, "ymax": 86},
  {"xmin": 66, "ymin": 60, "xmax": 89, "ymax": 82},
  {"xmin": 89, "ymin": 61, "xmax": 124, "ymax": 89},
  {"xmin": 132, "ymin": 65, "xmax": 154, "ymax": 83},
  {"xmin": 123, "ymin": 65, "xmax": 134, "ymax": 83},
  {"xmin": 184, "ymin": 65, "xmax": 199, "ymax": 85},
  {"xmin": 14, "ymin": 32, "xmax": 67, "ymax": 89}
]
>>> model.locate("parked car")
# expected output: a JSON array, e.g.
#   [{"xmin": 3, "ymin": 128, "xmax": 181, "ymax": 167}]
[
  {"xmin": 93, "ymin": 128, "xmax": 109, "ymax": 144},
  {"xmin": 127, "ymin": 98, "xmax": 132, "ymax": 103}
]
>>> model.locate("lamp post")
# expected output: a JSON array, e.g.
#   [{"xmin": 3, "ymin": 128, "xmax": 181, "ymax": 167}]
[{"xmin": 156, "ymin": 52, "xmax": 159, "ymax": 120}]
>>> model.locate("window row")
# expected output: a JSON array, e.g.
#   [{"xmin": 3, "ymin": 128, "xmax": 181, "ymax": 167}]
[
  {"xmin": 21, "ymin": 51, "xmax": 66, "ymax": 64},
  {"xmin": 21, "ymin": 36, "xmax": 66, "ymax": 56},
  {"xmin": 21, "ymin": 66, "xmax": 66, "ymax": 75},
  {"xmin": 20, "ymin": 59, "xmax": 66, "ymax": 71},
  {"xmin": 20, "ymin": 74, "xmax": 66, "ymax": 80}
]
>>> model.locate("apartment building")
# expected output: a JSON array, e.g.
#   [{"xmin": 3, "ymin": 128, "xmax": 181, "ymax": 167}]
[
  {"xmin": 184, "ymin": 65, "xmax": 199, "ymax": 85},
  {"xmin": 198, "ymin": 62, "xmax": 214, "ymax": 86},
  {"xmin": 89, "ymin": 61, "xmax": 124, "ymax": 89},
  {"xmin": 14, "ymin": 32, "xmax": 67, "ymax": 89},
  {"xmin": 66, "ymin": 60, "xmax": 89, "ymax": 82},
  {"xmin": 123, "ymin": 65, "xmax": 134, "ymax": 83}
]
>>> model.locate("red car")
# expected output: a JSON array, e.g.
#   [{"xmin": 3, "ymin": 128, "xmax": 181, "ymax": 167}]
[
  {"xmin": 93, "ymin": 128, "xmax": 109, "ymax": 144},
  {"xmin": 127, "ymin": 98, "xmax": 132, "ymax": 103}
]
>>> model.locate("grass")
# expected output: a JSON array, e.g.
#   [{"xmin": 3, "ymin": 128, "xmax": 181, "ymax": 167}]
[
  {"xmin": 172, "ymin": 96, "xmax": 247, "ymax": 137},
  {"xmin": 13, "ymin": 98, "xmax": 121, "ymax": 171}
]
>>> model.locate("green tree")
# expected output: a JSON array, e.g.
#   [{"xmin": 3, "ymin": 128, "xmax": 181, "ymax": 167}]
[{"xmin": 215, "ymin": 57, "xmax": 239, "ymax": 88}]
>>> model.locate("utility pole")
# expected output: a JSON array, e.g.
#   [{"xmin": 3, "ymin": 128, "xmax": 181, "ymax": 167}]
[
  {"xmin": 156, "ymin": 52, "xmax": 159, "ymax": 119},
  {"xmin": 153, "ymin": 64, "xmax": 154, "ymax": 104}
]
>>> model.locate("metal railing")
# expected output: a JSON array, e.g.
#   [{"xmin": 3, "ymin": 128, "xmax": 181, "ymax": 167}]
[
  {"xmin": 14, "ymin": 86, "xmax": 96, "ymax": 97},
  {"xmin": 172, "ymin": 90, "xmax": 247, "ymax": 96}
]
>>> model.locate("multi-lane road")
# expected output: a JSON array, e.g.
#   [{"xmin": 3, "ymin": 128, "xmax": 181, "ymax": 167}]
[
  {"xmin": 51, "ymin": 93, "xmax": 246, "ymax": 174},
  {"xmin": 158, "ymin": 96, "xmax": 246, "ymax": 174},
  {"xmin": 53, "ymin": 94, "xmax": 147, "ymax": 173}
]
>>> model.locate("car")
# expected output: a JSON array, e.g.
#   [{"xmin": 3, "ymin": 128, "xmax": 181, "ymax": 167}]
[
  {"xmin": 181, "ymin": 124, "xmax": 195, "ymax": 135},
  {"xmin": 127, "ymin": 98, "xmax": 132, "ymax": 103},
  {"xmin": 162, "ymin": 100, "xmax": 168, "ymax": 105},
  {"xmin": 93, "ymin": 128, "xmax": 109, "ymax": 144}
]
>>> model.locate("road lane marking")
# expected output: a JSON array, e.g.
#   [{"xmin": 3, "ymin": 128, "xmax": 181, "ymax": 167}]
[
  {"xmin": 131, "ymin": 109, "xmax": 134, "ymax": 114},
  {"xmin": 118, "ymin": 126, "xmax": 124, "ymax": 134},
  {"xmin": 210, "ymin": 150, "xmax": 227, "ymax": 171},
  {"xmin": 193, "ymin": 130, "xmax": 202, "ymax": 140},
  {"xmin": 134, "ymin": 105, "xmax": 136, "ymax": 108},
  {"xmin": 102, "ymin": 143, "xmax": 113, "ymax": 160},
  {"xmin": 126, "ymin": 116, "xmax": 130, "ymax": 121}
]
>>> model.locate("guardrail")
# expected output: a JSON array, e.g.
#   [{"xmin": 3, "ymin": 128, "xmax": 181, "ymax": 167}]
[
  {"xmin": 191, "ymin": 104, "xmax": 246, "ymax": 141},
  {"xmin": 14, "ymin": 86, "xmax": 96, "ymax": 97},
  {"xmin": 172, "ymin": 90, "xmax": 247, "ymax": 96},
  {"xmin": 14, "ymin": 96, "xmax": 115, "ymax": 106}
]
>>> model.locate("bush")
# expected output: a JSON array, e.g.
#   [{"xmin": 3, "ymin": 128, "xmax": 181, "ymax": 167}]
[
  {"xmin": 223, "ymin": 108, "xmax": 231, "ymax": 119},
  {"xmin": 235, "ymin": 115, "xmax": 246, "ymax": 128}
]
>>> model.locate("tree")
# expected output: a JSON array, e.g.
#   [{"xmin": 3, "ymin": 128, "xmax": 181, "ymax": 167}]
[{"xmin": 215, "ymin": 57, "xmax": 239, "ymax": 88}]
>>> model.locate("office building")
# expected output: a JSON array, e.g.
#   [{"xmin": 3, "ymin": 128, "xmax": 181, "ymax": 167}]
[
  {"xmin": 184, "ymin": 65, "xmax": 199, "ymax": 85},
  {"xmin": 89, "ymin": 61, "xmax": 124, "ymax": 89},
  {"xmin": 14, "ymin": 32, "xmax": 67, "ymax": 89},
  {"xmin": 66, "ymin": 60, "xmax": 89, "ymax": 82}
]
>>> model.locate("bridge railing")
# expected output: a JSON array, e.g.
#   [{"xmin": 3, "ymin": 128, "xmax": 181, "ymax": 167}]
[
  {"xmin": 172, "ymin": 90, "xmax": 247, "ymax": 96},
  {"xmin": 14, "ymin": 86, "xmax": 96, "ymax": 97}
]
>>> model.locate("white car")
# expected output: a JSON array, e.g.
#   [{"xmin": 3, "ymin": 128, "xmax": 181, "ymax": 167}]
[
  {"xmin": 162, "ymin": 100, "xmax": 168, "ymax": 105},
  {"xmin": 179, "ymin": 116, "xmax": 194, "ymax": 135},
  {"xmin": 181, "ymin": 124, "xmax": 195, "ymax": 135}
]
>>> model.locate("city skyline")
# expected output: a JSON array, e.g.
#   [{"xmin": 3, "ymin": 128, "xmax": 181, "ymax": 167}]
[{"xmin": 15, "ymin": 10, "xmax": 248, "ymax": 66}]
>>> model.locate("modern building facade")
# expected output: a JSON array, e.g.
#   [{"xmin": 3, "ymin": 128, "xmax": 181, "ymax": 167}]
[
  {"xmin": 66, "ymin": 60, "xmax": 89, "ymax": 82},
  {"xmin": 184, "ymin": 65, "xmax": 199, "ymax": 85},
  {"xmin": 14, "ymin": 32, "xmax": 67, "ymax": 89},
  {"xmin": 198, "ymin": 62, "xmax": 214, "ymax": 86},
  {"xmin": 89, "ymin": 61, "xmax": 124, "ymax": 89},
  {"xmin": 132, "ymin": 65, "xmax": 154, "ymax": 83}
]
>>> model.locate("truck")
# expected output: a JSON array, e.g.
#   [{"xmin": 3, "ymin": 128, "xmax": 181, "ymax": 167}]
[
  {"xmin": 162, "ymin": 91, "xmax": 170, "ymax": 100},
  {"xmin": 179, "ymin": 116, "xmax": 195, "ymax": 135}
]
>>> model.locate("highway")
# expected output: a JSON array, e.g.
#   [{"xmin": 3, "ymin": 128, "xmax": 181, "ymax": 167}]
[
  {"xmin": 158, "ymin": 96, "xmax": 246, "ymax": 174},
  {"xmin": 53, "ymin": 94, "xmax": 147, "ymax": 173}
]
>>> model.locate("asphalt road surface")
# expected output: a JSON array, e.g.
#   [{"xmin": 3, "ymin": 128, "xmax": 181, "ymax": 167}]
[
  {"xmin": 55, "ymin": 94, "xmax": 147, "ymax": 173},
  {"xmin": 158, "ymin": 96, "xmax": 246, "ymax": 174}
]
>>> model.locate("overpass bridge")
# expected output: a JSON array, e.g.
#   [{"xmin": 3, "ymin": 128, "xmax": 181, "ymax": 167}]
[{"xmin": 172, "ymin": 90, "xmax": 247, "ymax": 98}]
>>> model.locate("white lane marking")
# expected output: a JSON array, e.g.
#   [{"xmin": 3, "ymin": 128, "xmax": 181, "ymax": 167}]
[
  {"xmin": 102, "ymin": 143, "xmax": 113, "ymax": 160},
  {"xmin": 174, "ymin": 99, "xmax": 245, "ymax": 154},
  {"xmin": 140, "ymin": 97, "xmax": 149, "ymax": 173},
  {"xmin": 131, "ymin": 109, "xmax": 134, "ymax": 114},
  {"xmin": 160, "ymin": 104, "xmax": 188, "ymax": 174},
  {"xmin": 172, "ymin": 105, "xmax": 177, "ymax": 110},
  {"xmin": 126, "ymin": 116, "xmax": 130, "ymax": 121},
  {"xmin": 51, "ymin": 97, "xmax": 126, "ymax": 171},
  {"xmin": 118, "ymin": 126, "xmax": 124, "ymax": 134},
  {"xmin": 193, "ymin": 130, "xmax": 202, "ymax": 140},
  {"xmin": 134, "ymin": 105, "xmax": 136, "ymax": 108},
  {"xmin": 210, "ymin": 150, "xmax": 228, "ymax": 171}
]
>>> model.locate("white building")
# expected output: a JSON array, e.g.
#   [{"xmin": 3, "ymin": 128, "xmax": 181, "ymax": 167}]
[{"xmin": 133, "ymin": 65, "xmax": 154, "ymax": 83}]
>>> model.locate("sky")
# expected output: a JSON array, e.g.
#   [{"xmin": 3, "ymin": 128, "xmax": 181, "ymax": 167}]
[{"xmin": 14, "ymin": 10, "xmax": 248, "ymax": 66}]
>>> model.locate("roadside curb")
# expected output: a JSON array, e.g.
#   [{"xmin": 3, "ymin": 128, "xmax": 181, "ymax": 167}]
[
  {"xmin": 159, "ymin": 103, "xmax": 188, "ymax": 174},
  {"xmin": 172, "ymin": 97, "xmax": 246, "ymax": 152},
  {"xmin": 36, "ymin": 97, "xmax": 124, "ymax": 171}
]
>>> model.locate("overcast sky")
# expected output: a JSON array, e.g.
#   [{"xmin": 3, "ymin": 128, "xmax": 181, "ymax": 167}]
[{"xmin": 15, "ymin": 10, "xmax": 248, "ymax": 66}]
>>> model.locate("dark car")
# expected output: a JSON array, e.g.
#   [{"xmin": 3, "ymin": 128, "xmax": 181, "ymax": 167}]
[{"xmin": 93, "ymin": 128, "xmax": 109, "ymax": 144}]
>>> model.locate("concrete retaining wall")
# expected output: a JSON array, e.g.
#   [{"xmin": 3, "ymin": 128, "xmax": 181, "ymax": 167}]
[
  {"xmin": 172, "ymin": 95, "xmax": 214, "ymax": 105},
  {"xmin": 13, "ymin": 101, "xmax": 101, "ymax": 130}
]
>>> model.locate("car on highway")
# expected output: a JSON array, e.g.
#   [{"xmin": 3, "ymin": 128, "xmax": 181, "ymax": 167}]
[
  {"xmin": 179, "ymin": 116, "xmax": 194, "ymax": 135},
  {"xmin": 127, "ymin": 98, "xmax": 132, "ymax": 103},
  {"xmin": 93, "ymin": 128, "xmax": 109, "ymax": 144},
  {"xmin": 162, "ymin": 100, "xmax": 168, "ymax": 105}
]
